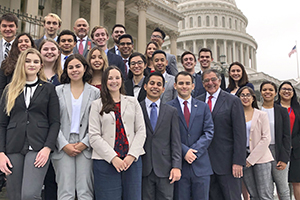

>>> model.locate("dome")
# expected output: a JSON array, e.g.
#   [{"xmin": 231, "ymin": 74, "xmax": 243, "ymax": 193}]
[{"xmin": 178, "ymin": 0, "xmax": 237, "ymax": 7}]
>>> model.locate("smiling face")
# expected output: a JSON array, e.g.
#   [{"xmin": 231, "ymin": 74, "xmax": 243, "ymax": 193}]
[
  {"xmin": 111, "ymin": 26, "xmax": 125, "ymax": 43},
  {"xmin": 129, "ymin": 56, "xmax": 146, "ymax": 76},
  {"xmin": 151, "ymin": 31, "xmax": 164, "ymax": 47},
  {"xmin": 153, "ymin": 53, "xmax": 168, "ymax": 74},
  {"xmin": 90, "ymin": 49, "xmax": 104, "ymax": 71},
  {"xmin": 198, "ymin": 51, "xmax": 213, "ymax": 70},
  {"xmin": 58, "ymin": 34, "xmax": 76, "ymax": 55},
  {"xmin": 174, "ymin": 74, "xmax": 194, "ymax": 100},
  {"xmin": 73, "ymin": 18, "xmax": 89, "ymax": 39},
  {"xmin": 92, "ymin": 28, "xmax": 108, "ymax": 48},
  {"xmin": 40, "ymin": 41, "xmax": 59, "ymax": 63},
  {"xmin": 44, "ymin": 16, "xmax": 60, "ymax": 38},
  {"xmin": 279, "ymin": 83, "xmax": 294, "ymax": 102},
  {"xmin": 118, "ymin": 37, "xmax": 133, "ymax": 59},
  {"xmin": 239, "ymin": 88, "xmax": 254, "ymax": 108},
  {"xmin": 107, "ymin": 69, "xmax": 122, "ymax": 94},
  {"xmin": 146, "ymin": 43, "xmax": 157, "ymax": 58},
  {"xmin": 144, "ymin": 75, "xmax": 165, "ymax": 102},
  {"xmin": 229, "ymin": 64, "xmax": 243, "ymax": 83},
  {"xmin": 261, "ymin": 83, "xmax": 276, "ymax": 103},
  {"xmin": 24, "ymin": 53, "xmax": 42, "ymax": 81},
  {"xmin": 182, "ymin": 54, "xmax": 196, "ymax": 72},
  {"xmin": 0, "ymin": 20, "xmax": 17, "ymax": 42},
  {"xmin": 18, "ymin": 35, "xmax": 32, "ymax": 52},
  {"xmin": 67, "ymin": 59, "xmax": 85, "ymax": 83},
  {"xmin": 203, "ymin": 72, "xmax": 221, "ymax": 95}
]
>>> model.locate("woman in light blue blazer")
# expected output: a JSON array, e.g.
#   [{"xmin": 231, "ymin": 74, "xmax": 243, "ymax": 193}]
[{"xmin": 52, "ymin": 54, "xmax": 100, "ymax": 200}]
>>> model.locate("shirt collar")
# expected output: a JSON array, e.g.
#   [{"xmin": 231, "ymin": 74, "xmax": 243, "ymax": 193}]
[
  {"xmin": 132, "ymin": 76, "xmax": 145, "ymax": 87},
  {"xmin": 145, "ymin": 97, "xmax": 160, "ymax": 109},
  {"xmin": 2, "ymin": 38, "xmax": 14, "ymax": 45},
  {"xmin": 177, "ymin": 96, "xmax": 192, "ymax": 105},
  {"xmin": 77, "ymin": 35, "xmax": 88, "ymax": 42},
  {"xmin": 206, "ymin": 87, "xmax": 221, "ymax": 99}
]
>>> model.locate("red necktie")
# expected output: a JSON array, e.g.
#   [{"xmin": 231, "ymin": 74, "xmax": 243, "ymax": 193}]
[
  {"xmin": 183, "ymin": 101, "xmax": 190, "ymax": 127},
  {"xmin": 78, "ymin": 39, "xmax": 84, "ymax": 55},
  {"xmin": 207, "ymin": 95, "xmax": 213, "ymax": 112}
]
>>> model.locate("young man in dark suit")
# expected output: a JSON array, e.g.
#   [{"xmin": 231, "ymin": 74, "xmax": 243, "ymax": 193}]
[
  {"xmin": 140, "ymin": 72, "xmax": 182, "ymax": 200},
  {"xmin": 108, "ymin": 24, "xmax": 126, "ymax": 55},
  {"xmin": 196, "ymin": 68, "xmax": 246, "ymax": 200}
]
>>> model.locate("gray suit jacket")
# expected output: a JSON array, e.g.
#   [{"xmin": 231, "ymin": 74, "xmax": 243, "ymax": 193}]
[
  {"xmin": 73, "ymin": 37, "xmax": 94, "ymax": 58},
  {"xmin": 160, "ymin": 73, "xmax": 177, "ymax": 104},
  {"xmin": 166, "ymin": 53, "xmax": 178, "ymax": 76},
  {"xmin": 51, "ymin": 83, "xmax": 100, "ymax": 160},
  {"xmin": 34, "ymin": 37, "xmax": 44, "ymax": 50}
]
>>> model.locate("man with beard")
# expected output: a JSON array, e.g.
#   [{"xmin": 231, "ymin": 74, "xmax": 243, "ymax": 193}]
[
  {"xmin": 109, "ymin": 24, "xmax": 126, "ymax": 56},
  {"xmin": 57, "ymin": 30, "xmax": 77, "ymax": 69},
  {"xmin": 118, "ymin": 34, "xmax": 134, "ymax": 78}
]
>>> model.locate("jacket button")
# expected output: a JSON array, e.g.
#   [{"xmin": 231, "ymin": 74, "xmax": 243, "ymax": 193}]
[
  {"xmin": 80, "ymin": 124, "xmax": 82, "ymax": 127},
  {"xmin": 188, "ymin": 134, "xmax": 191, "ymax": 137},
  {"xmin": 27, "ymin": 121, "xmax": 29, "ymax": 124}
]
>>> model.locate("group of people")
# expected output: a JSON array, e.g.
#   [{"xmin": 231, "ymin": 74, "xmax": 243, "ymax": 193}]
[{"xmin": 0, "ymin": 11, "xmax": 299, "ymax": 200}]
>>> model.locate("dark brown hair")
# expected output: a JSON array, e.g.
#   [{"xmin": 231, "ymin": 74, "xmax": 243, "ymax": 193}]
[
  {"xmin": 227, "ymin": 62, "xmax": 249, "ymax": 91},
  {"xmin": 237, "ymin": 86, "xmax": 259, "ymax": 109}
]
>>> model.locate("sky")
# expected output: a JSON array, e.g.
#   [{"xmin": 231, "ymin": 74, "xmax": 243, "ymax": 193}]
[{"xmin": 235, "ymin": 0, "xmax": 300, "ymax": 81}]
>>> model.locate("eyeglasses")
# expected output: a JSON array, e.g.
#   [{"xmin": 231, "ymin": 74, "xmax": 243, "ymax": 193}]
[
  {"xmin": 240, "ymin": 93, "xmax": 252, "ymax": 98},
  {"xmin": 151, "ymin": 35, "xmax": 162, "ymax": 39},
  {"xmin": 281, "ymin": 88, "xmax": 293, "ymax": 92},
  {"xmin": 203, "ymin": 77, "xmax": 218, "ymax": 83},
  {"xmin": 119, "ymin": 42, "xmax": 132, "ymax": 46},
  {"xmin": 130, "ymin": 61, "xmax": 144, "ymax": 66}
]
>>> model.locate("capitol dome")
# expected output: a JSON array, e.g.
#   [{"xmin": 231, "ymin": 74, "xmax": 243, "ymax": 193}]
[{"xmin": 163, "ymin": 0, "xmax": 257, "ymax": 71}]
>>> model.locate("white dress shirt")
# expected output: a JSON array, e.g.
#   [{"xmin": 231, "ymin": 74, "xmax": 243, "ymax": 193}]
[
  {"xmin": 145, "ymin": 97, "xmax": 160, "ymax": 119},
  {"xmin": 205, "ymin": 87, "xmax": 221, "ymax": 111},
  {"xmin": 177, "ymin": 96, "xmax": 192, "ymax": 114},
  {"xmin": 76, "ymin": 35, "xmax": 88, "ymax": 49},
  {"xmin": 2, "ymin": 38, "xmax": 13, "ymax": 57}
]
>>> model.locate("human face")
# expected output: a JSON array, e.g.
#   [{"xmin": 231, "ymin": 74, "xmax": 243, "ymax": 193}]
[
  {"xmin": 174, "ymin": 74, "xmax": 194, "ymax": 100},
  {"xmin": 0, "ymin": 20, "xmax": 17, "ymax": 42},
  {"xmin": 74, "ymin": 19, "xmax": 89, "ymax": 39},
  {"xmin": 203, "ymin": 72, "xmax": 221, "ymax": 95},
  {"xmin": 112, "ymin": 27, "xmax": 125, "ymax": 43},
  {"xmin": 40, "ymin": 42, "xmax": 60, "ymax": 63},
  {"xmin": 18, "ymin": 35, "xmax": 32, "ymax": 52},
  {"xmin": 58, "ymin": 35, "xmax": 76, "ymax": 54},
  {"xmin": 107, "ymin": 69, "xmax": 122, "ymax": 93},
  {"xmin": 182, "ymin": 54, "xmax": 196, "ymax": 71},
  {"xmin": 279, "ymin": 84, "xmax": 294, "ymax": 102},
  {"xmin": 118, "ymin": 38, "xmax": 133, "ymax": 58},
  {"xmin": 67, "ymin": 59, "xmax": 85, "ymax": 82},
  {"xmin": 129, "ymin": 56, "xmax": 146, "ymax": 76},
  {"xmin": 92, "ymin": 28, "xmax": 108, "ymax": 48},
  {"xmin": 229, "ymin": 65, "xmax": 243, "ymax": 82},
  {"xmin": 198, "ymin": 51, "xmax": 213, "ymax": 70},
  {"xmin": 146, "ymin": 43, "xmax": 157, "ymax": 58},
  {"xmin": 90, "ymin": 50, "xmax": 104, "ymax": 71},
  {"xmin": 151, "ymin": 31, "xmax": 164, "ymax": 47},
  {"xmin": 44, "ymin": 16, "xmax": 60, "ymax": 38},
  {"xmin": 24, "ymin": 53, "xmax": 42, "ymax": 81},
  {"xmin": 153, "ymin": 53, "xmax": 168, "ymax": 74},
  {"xmin": 239, "ymin": 89, "xmax": 254, "ymax": 108},
  {"xmin": 144, "ymin": 75, "xmax": 165, "ymax": 102},
  {"xmin": 261, "ymin": 84, "xmax": 276, "ymax": 103}
]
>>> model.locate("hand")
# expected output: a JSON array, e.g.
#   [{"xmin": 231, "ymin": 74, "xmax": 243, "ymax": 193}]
[
  {"xmin": 111, "ymin": 156, "xmax": 127, "ymax": 173},
  {"xmin": 232, "ymin": 164, "xmax": 243, "ymax": 178},
  {"xmin": 123, "ymin": 155, "xmax": 135, "ymax": 171},
  {"xmin": 63, "ymin": 144, "xmax": 81, "ymax": 157},
  {"xmin": 74, "ymin": 142, "xmax": 88, "ymax": 152},
  {"xmin": 0, "ymin": 152, "xmax": 12, "ymax": 175},
  {"xmin": 184, "ymin": 149, "xmax": 197, "ymax": 164},
  {"xmin": 34, "ymin": 147, "xmax": 51, "ymax": 168},
  {"xmin": 246, "ymin": 161, "xmax": 252, "ymax": 168},
  {"xmin": 276, "ymin": 161, "xmax": 287, "ymax": 170},
  {"xmin": 169, "ymin": 168, "xmax": 181, "ymax": 184}
]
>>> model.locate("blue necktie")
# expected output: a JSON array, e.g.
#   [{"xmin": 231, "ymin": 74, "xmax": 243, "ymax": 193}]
[{"xmin": 150, "ymin": 102, "xmax": 157, "ymax": 130}]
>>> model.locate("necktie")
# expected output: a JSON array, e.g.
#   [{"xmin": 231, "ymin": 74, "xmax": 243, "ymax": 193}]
[
  {"xmin": 123, "ymin": 59, "xmax": 128, "ymax": 77},
  {"xmin": 183, "ymin": 101, "xmax": 190, "ymax": 127},
  {"xmin": 78, "ymin": 39, "xmax": 84, "ymax": 55},
  {"xmin": 207, "ymin": 95, "xmax": 213, "ymax": 112},
  {"xmin": 4, "ymin": 42, "xmax": 10, "ymax": 58},
  {"xmin": 150, "ymin": 102, "xmax": 157, "ymax": 130}
]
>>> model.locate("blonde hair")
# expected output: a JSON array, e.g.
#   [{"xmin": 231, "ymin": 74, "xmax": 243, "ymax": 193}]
[
  {"xmin": 44, "ymin": 13, "xmax": 62, "ymax": 26},
  {"xmin": 5, "ymin": 48, "xmax": 46, "ymax": 115},
  {"xmin": 38, "ymin": 38, "xmax": 63, "ymax": 80}
]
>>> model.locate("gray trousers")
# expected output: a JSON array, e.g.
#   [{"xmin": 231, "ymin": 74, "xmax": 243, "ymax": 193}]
[
  {"xmin": 243, "ymin": 162, "xmax": 273, "ymax": 200},
  {"xmin": 6, "ymin": 151, "xmax": 50, "ymax": 200}
]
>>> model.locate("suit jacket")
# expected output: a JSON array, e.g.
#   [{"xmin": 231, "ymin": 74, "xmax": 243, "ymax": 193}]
[
  {"xmin": 225, "ymin": 82, "xmax": 254, "ymax": 95},
  {"xmin": 197, "ymin": 90, "xmax": 246, "ymax": 175},
  {"xmin": 108, "ymin": 45, "xmax": 117, "ymax": 54},
  {"xmin": 273, "ymin": 103, "xmax": 291, "ymax": 163},
  {"xmin": 0, "ymin": 68, "xmax": 12, "ymax": 98},
  {"xmin": 192, "ymin": 73, "xmax": 206, "ymax": 97},
  {"xmin": 89, "ymin": 95, "xmax": 146, "ymax": 162},
  {"xmin": 124, "ymin": 78, "xmax": 147, "ymax": 102},
  {"xmin": 51, "ymin": 83, "xmax": 100, "ymax": 160},
  {"xmin": 161, "ymin": 73, "xmax": 177, "ymax": 104},
  {"xmin": 290, "ymin": 106, "xmax": 300, "ymax": 159},
  {"xmin": 166, "ymin": 53, "xmax": 178, "ymax": 76},
  {"xmin": 0, "ymin": 79, "xmax": 60, "ymax": 153},
  {"xmin": 140, "ymin": 100, "xmax": 182, "ymax": 178},
  {"xmin": 247, "ymin": 108, "xmax": 274, "ymax": 165},
  {"xmin": 73, "ymin": 37, "xmax": 94, "ymax": 58},
  {"xmin": 167, "ymin": 97, "xmax": 214, "ymax": 177},
  {"xmin": 34, "ymin": 36, "xmax": 44, "ymax": 49},
  {"xmin": 107, "ymin": 50, "xmax": 125, "ymax": 75}
]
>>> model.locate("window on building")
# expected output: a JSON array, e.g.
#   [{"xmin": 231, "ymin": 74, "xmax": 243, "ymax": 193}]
[
  {"xmin": 190, "ymin": 17, "xmax": 193, "ymax": 28},
  {"xmin": 214, "ymin": 16, "xmax": 218, "ymax": 27},
  {"xmin": 229, "ymin": 18, "xmax": 232, "ymax": 29},
  {"xmin": 222, "ymin": 17, "xmax": 225, "ymax": 27},
  {"xmin": 206, "ymin": 16, "xmax": 210, "ymax": 27},
  {"xmin": 198, "ymin": 16, "xmax": 201, "ymax": 27},
  {"xmin": 182, "ymin": 18, "xmax": 185, "ymax": 29},
  {"xmin": 235, "ymin": 20, "xmax": 237, "ymax": 30}
]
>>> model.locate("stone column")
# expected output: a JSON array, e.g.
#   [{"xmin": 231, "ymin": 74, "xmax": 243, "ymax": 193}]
[
  {"xmin": 253, "ymin": 49, "xmax": 257, "ymax": 70},
  {"xmin": 10, "ymin": 0, "xmax": 21, "ymax": 11},
  {"xmin": 169, "ymin": 31, "xmax": 179, "ymax": 56},
  {"xmin": 250, "ymin": 47, "xmax": 254, "ymax": 69},
  {"xmin": 100, "ymin": 1, "xmax": 108, "ymax": 26},
  {"xmin": 116, "ymin": 0, "xmax": 125, "ymax": 25},
  {"xmin": 183, "ymin": 41, "xmax": 186, "ymax": 50},
  {"xmin": 245, "ymin": 45, "xmax": 249, "ymax": 68},
  {"xmin": 61, "ymin": 0, "xmax": 72, "ymax": 30},
  {"xmin": 240, "ymin": 43, "xmax": 244, "ymax": 65},
  {"xmin": 72, "ymin": 0, "xmax": 80, "ymax": 26},
  {"xmin": 193, "ymin": 40, "xmax": 197, "ymax": 54},
  {"xmin": 232, "ymin": 41, "xmax": 236, "ymax": 62},
  {"xmin": 203, "ymin": 39, "xmax": 207, "ymax": 48},
  {"xmin": 213, "ymin": 39, "xmax": 217, "ymax": 62},
  {"xmin": 26, "ymin": 0, "xmax": 39, "ymax": 37},
  {"xmin": 136, "ymin": 0, "xmax": 149, "ymax": 53},
  {"xmin": 223, "ymin": 40, "xmax": 227, "ymax": 63},
  {"xmin": 90, "ymin": 0, "xmax": 101, "ymax": 30}
]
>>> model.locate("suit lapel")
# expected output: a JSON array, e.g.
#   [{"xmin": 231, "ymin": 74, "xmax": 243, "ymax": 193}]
[
  {"xmin": 29, "ymin": 81, "xmax": 44, "ymax": 107},
  {"xmin": 173, "ymin": 98, "xmax": 188, "ymax": 130},
  {"xmin": 250, "ymin": 109, "xmax": 259, "ymax": 136},
  {"xmin": 141, "ymin": 100, "xmax": 153, "ymax": 133},
  {"xmin": 212, "ymin": 90, "xmax": 225, "ymax": 118},
  {"xmin": 79, "ymin": 83, "xmax": 90, "ymax": 122},
  {"xmin": 63, "ymin": 84, "xmax": 73, "ymax": 121},
  {"xmin": 154, "ymin": 103, "xmax": 166, "ymax": 134},
  {"xmin": 189, "ymin": 98, "xmax": 198, "ymax": 130},
  {"xmin": 120, "ymin": 95, "xmax": 128, "ymax": 118}
]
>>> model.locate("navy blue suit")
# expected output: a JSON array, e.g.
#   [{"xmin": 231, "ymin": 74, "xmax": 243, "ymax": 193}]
[
  {"xmin": 192, "ymin": 73, "xmax": 205, "ymax": 97},
  {"xmin": 168, "ymin": 97, "xmax": 214, "ymax": 200},
  {"xmin": 107, "ymin": 50, "xmax": 125, "ymax": 75}
]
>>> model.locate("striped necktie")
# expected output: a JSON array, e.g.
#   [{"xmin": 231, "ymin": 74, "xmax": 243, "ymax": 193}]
[{"xmin": 4, "ymin": 42, "xmax": 11, "ymax": 58}]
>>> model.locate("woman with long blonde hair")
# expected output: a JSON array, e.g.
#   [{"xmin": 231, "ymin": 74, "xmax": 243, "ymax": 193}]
[{"xmin": 0, "ymin": 48, "xmax": 60, "ymax": 200}]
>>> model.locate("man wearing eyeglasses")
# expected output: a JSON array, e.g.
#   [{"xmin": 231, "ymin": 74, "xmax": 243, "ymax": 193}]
[
  {"xmin": 109, "ymin": 24, "xmax": 126, "ymax": 56},
  {"xmin": 118, "ymin": 34, "xmax": 134, "ymax": 78},
  {"xmin": 35, "ymin": 13, "xmax": 62, "ymax": 49},
  {"xmin": 196, "ymin": 68, "xmax": 246, "ymax": 200},
  {"xmin": 151, "ymin": 27, "xmax": 178, "ymax": 76}
]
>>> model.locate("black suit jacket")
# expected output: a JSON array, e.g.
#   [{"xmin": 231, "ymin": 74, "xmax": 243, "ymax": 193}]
[
  {"xmin": 108, "ymin": 46, "xmax": 116, "ymax": 54},
  {"xmin": 107, "ymin": 50, "xmax": 125, "ymax": 75},
  {"xmin": 0, "ymin": 80, "xmax": 60, "ymax": 153},
  {"xmin": 34, "ymin": 37, "xmax": 44, "ymax": 49},
  {"xmin": 273, "ymin": 103, "xmax": 291, "ymax": 163},
  {"xmin": 290, "ymin": 106, "xmax": 300, "ymax": 159},
  {"xmin": 196, "ymin": 90, "xmax": 246, "ymax": 175},
  {"xmin": 0, "ymin": 68, "xmax": 12, "ymax": 98},
  {"xmin": 140, "ymin": 100, "xmax": 182, "ymax": 178},
  {"xmin": 124, "ymin": 78, "xmax": 147, "ymax": 102}
]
